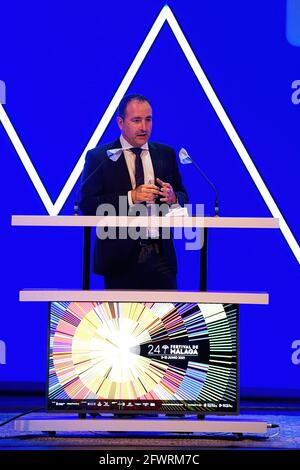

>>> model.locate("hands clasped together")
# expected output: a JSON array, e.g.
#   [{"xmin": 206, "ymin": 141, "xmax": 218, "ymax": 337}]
[{"xmin": 131, "ymin": 178, "xmax": 177, "ymax": 205}]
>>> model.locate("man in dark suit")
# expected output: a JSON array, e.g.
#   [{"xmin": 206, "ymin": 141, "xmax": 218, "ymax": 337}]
[{"xmin": 79, "ymin": 94, "xmax": 188, "ymax": 289}]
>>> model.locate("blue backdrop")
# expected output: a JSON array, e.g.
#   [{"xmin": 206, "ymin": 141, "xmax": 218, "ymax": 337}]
[{"xmin": 0, "ymin": 0, "xmax": 299, "ymax": 398}]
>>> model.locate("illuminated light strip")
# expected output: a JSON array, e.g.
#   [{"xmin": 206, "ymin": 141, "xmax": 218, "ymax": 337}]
[
  {"xmin": 0, "ymin": 5, "xmax": 299, "ymax": 263},
  {"xmin": 165, "ymin": 8, "xmax": 300, "ymax": 264},
  {"xmin": 0, "ymin": 104, "xmax": 55, "ymax": 215},
  {"xmin": 53, "ymin": 6, "xmax": 168, "ymax": 216}
]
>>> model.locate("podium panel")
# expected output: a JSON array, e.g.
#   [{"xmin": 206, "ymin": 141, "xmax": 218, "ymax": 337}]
[
  {"xmin": 15, "ymin": 290, "xmax": 269, "ymax": 433},
  {"xmin": 12, "ymin": 213, "xmax": 277, "ymax": 434}
]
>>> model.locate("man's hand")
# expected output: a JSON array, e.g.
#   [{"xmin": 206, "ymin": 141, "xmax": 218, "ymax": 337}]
[
  {"xmin": 131, "ymin": 184, "xmax": 161, "ymax": 203},
  {"xmin": 156, "ymin": 178, "xmax": 177, "ymax": 204}
]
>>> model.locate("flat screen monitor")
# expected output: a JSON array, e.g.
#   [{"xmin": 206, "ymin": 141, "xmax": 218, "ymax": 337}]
[{"xmin": 47, "ymin": 301, "xmax": 238, "ymax": 415}]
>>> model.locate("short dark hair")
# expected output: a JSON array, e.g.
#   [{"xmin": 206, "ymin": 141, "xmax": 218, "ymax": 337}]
[{"xmin": 117, "ymin": 93, "xmax": 151, "ymax": 119}]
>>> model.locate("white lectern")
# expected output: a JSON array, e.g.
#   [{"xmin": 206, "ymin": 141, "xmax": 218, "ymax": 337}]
[{"xmin": 12, "ymin": 216, "xmax": 279, "ymax": 435}]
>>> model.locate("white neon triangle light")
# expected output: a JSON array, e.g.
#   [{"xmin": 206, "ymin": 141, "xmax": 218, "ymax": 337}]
[{"xmin": 0, "ymin": 5, "xmax": 299, "ymax": 263}]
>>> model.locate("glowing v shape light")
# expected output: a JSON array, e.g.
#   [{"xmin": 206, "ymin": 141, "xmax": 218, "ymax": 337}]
[{"xmin": 0, "ymin": 5, "xmax": 299, "ymax": 263}]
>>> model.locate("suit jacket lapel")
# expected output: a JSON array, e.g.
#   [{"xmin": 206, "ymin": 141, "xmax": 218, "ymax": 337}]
[
  {"xmin": 110, "ymin": 138, "xmax": 121, "ymax": 150},
  {"xmin": 107, "ymin": 138, "xmax": 132, "ymax": 189},
  {"xmin": 149, "ymin": 142, "xmax": 163, "ymax": 180},
  {"xmin": 108, "ymin": 140, "xmax": 165, "ymax": 189}
]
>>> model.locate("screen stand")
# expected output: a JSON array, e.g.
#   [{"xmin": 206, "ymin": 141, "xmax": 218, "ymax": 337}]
[{"xmin": 197, "ymin": 414, "xmax": 205, "ymax": 420}]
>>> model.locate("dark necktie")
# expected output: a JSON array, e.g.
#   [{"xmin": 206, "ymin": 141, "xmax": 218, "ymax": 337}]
[{"xmin": 131, "ymin": 147, "xmax": 144, "ymax": 186}]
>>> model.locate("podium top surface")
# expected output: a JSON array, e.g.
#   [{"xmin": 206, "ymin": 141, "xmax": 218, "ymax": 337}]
[
  {"xmin": 12, "ymin": 215, "xmax": 280, "ymax": 229},
  {"xmin": 19, "ymin": 289, "xmax": 269, "ymax": 304}
]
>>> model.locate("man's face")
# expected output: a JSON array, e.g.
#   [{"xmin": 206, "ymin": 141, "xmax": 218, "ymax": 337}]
[{"xmin": 117, "ymin": 99, "xmax": 152, "ymax": 147}]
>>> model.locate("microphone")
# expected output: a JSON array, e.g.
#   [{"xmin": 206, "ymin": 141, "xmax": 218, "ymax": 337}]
[
  {"xmin": 74, "ymin": 155, "xmax": 110, "ymax": 215},
  {"xmin": 179, "ymin": 148, "xmax": 219, "ymax": 216}
]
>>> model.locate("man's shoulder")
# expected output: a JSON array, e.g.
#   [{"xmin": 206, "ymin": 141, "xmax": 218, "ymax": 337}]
[
  {"xmin": 87, "ymin": 139, "xmax": 120, "ymax": 158},
  {"xmin": 149, "ymin": 141, "xmax": 175, "ymax": 154}
]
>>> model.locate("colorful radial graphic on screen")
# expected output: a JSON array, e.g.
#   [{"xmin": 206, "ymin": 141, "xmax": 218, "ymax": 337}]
[{"xmin": 48, "ymin": 302, "xmax": 237, "ymax": 407}]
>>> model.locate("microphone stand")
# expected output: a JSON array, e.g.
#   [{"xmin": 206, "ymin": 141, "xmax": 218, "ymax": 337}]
[
  {"xmin": 186, "ymin": 155, "xmax": 219, "ymax": 218},
  {"xmin": 179, "ymin": 149, "xmax": 219, "ymax": 291},
  {"xmin": 200, "ymin": 227, "xmax": 208, "ymax": 292},
  {"xmin": 75, "ymin": 155, "xmax": 111, "ymax": 290},
  {"xmin": 83, "ymin": 226, "xmax": 91, "ymax": 290},
  {"xmin": 190, "ymin": 157, "xmax": 218, "ymax": 292}
]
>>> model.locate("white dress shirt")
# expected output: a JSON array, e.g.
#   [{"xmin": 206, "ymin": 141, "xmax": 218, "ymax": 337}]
[
  {"xmin": 119, "ymin": 135, "xmax": 158, "ymax": 237},
  {"xmin": 117, "ymin": 135, "xmax": 154, "ymax": 206}
]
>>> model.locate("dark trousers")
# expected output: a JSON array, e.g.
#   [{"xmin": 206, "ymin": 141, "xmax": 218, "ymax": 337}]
[{"xmin": 104, "ymin": 241, "xmax": 177, "ymax": 290}]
